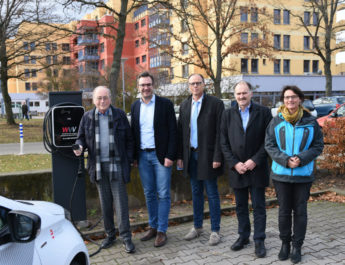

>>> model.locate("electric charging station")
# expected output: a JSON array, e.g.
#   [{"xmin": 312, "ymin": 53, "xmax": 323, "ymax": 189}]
[{"xmin": 47, "ymin": 91, "xmax": 86, "ymax": 221}]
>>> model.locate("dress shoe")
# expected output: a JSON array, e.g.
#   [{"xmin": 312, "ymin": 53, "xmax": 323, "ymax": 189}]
[
  {"xmin": 278, "ymin": 242, "xmax": 291, "ymax": 261},
  {"xmin": 290, "ymin": 246, "xmax": 302, "ymax": 264},
  {"xmin": 231, "ymin": 237, "xmax": 249, "ymax": 251},
  {"xmin": 154, "ymin": 232, "xmax": 167, "ymax": 247},
  {"xmin": 254, "ymin": 241, "xmax": 266, "ymax": 258},
  {"xmin": 140, "ymin": 228, "xmax": 157, "ymax": 241},
  {"xmin": 101, "ymin": 235, "xmax": 116, "ymax": 249},
  {"xmin": 123, "ymin": 239, "xmax": 135, "ymax": 253}
]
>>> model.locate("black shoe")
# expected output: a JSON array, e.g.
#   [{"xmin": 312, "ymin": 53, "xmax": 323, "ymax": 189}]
[
  {"xmin": 231, "ymin": 237, "xmax": 249, "ymax": 251},
  {"xmin": 254, "ymin": 241, "xmax": 266, "ymax": 258},
  {"xmin": 290, "ymin": 246, "xmax": 302, "ymax": 264},
  {"xmin": 123, "ymin": 239, "xmax": 135, "ymax": 253},
  {"xmin": 278, "ymin": 242, "xmax": 291, "ymax": 261},
  {"xmin": 140, "ymin": 228, "xmax": 157, "ymax": 241},
  {"xmin": 101, "ymin": 236, "xmax": 116, "ymax": 249}
]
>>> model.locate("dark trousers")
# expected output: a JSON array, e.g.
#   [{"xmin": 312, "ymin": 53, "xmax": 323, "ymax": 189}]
[
  {"xmin": 273, "ymin": 180, "xmax": 312, "ymax": 247},
  {"xmin": 233, "ymin": 186, "xmax": 266, "ymax": 241},
  {"xmin": 96, "ymin": 162, "xmax": 131, "ymax": 241}
]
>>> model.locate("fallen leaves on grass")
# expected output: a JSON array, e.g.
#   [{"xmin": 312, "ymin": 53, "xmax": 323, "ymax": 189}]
[{"xmin": 310, "ymin": 191, "xmax": 345, "ymax": 203}]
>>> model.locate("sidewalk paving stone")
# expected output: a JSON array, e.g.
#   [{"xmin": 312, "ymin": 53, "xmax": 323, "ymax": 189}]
[{"xmin": 87, "ymin": 201, "xmax": 345, "ymax": 265}]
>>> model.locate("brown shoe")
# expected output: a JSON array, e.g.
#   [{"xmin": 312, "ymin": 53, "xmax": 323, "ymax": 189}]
[
  {"xmin": 140, "ymin": 228, "xmax": 157, "ymax": 241},
  {"xmin": 154, "ymin": 232, "xmax": 167, "ymax": 247}
]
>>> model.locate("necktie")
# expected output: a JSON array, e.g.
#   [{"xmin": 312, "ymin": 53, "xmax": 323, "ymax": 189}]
[{"xmin": 190, "ymin": 101, "xmax": 200, "ymax": 148}]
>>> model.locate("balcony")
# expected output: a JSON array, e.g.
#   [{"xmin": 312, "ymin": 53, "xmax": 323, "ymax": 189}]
[{"xmin": 77, "ymin": 35, "xmax": 99, "ymax": 45}]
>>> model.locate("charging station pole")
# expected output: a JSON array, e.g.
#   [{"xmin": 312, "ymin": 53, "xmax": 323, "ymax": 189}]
[{"xmin": 49, "ymin": 91, "xmax": 86, "ymax": 221}]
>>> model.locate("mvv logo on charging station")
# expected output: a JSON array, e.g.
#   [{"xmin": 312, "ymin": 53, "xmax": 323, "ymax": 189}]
[{"xmin": 52, "ymin": 106, "xmax": 84, "ymax": 148}]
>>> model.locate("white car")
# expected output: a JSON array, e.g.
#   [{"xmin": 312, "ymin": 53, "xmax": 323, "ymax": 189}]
[{"xmin": 0, "ymin": 196, "xmax": 89, "ymax": 265}]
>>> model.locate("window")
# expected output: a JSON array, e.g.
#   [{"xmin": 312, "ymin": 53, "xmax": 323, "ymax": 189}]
[
  {"xmin": 283, "ymin": 59, "xmax": 290, "ymax": 74},
  {"xmin": 135, "ymin": 39, "xmax": 140, "ymax": 47},
  {"xmin": 274, "ymin": 34, "xmax": 281, "ymax": 49},
  {"xmin": 25, "ymin": 82, "xmax": 30, "ymax": 91},
  {"xmin": 32, "ymin": 82, "xmax": 38, "ymax": 91},
  {"xmin": 46, "ymin": 43, "xmax": 51, "ymax": 51},
  {"xmin": 181, "ymin": 0, "xmax": 188, "ymax": 9},
  {"xmin": 251, "ymin": 8, "xmax": 258, "ymax": 22},
  {"xmin": 142, "ymin": 55, "xmax": 147, "ymax": 63},
  {"xmin": 274, "ymin": 9, "xmax": 281, "ymax": 24},
  {"xmin": 304, "ymin": 36, "xmax": 310, "ymax": 50},
  {"xmin": 100, "ymin": 43, "xmax": 104, "ymax": 52},
  {"xmin": 274, "ymin": 59, "xmax": 281, "ymax": 74},
  {"xmin": 141, "ymin": 18, "xmax": 146, "ymax": 27},
  {"xmin": 100, "ymin": 59, "xmax": 105, "ymax": 70},
  {"xmin": 181, "ymin": 19, "xmax": 188, "ymax": 32},
  {"xmin": 24, "ymin": 56, "xmax": 29, "ymax": 63},
  {"xmin": 304, "ymin": 12, "xmax": 310, "ymax": 26},
  {"xmin": 312, "ymin": 60, "xmax": 319, "ymax": 73},
  {"xmin": 53, "ymin": 69, "xmax": 58, "ymax": 77},
  {"xmin": 53, "ymin": 55, "xmax": 58, "ymax": 64},
  {"xmin": 141, "ymin": 37, "xmax": 146, "ymax": 45},
  {"xmin": 240, "ymin": 7, "xmax": 248, "ymax": 22},
  {"xmin": 62, "ymin": 43, "xmax": 70, "ymax": 51},
  {"xmin": 135, "ymin": 22, "xmax": 139, "ymax": 30},
  {"xmin": 31, "ymin": 69, "xmax": 37, "ymax": 77},
  {"xmin": 182, "ymin": 64, "xmax": 189, "ymax": 78},
  {"xmin": 135, "ymin": 57, "xmax": 140, "ymax": 64},
  {"xmin": 313, "ymin": 12, "xmax": 318, "ymax": 26},
  {"xmin": 283, "ymin": 10, "xmax": 290, "ymax": 24},
  {"xmin": 52, "ymin": 43, "xmax": 57, "ymax": 50},
  {"xmin": 24, "ymin": 69, "xmax": 30, "ymax": 77},
  {"xmin": 30, "ymin": 42, "xmax": 35, "ymax": 50},
  {"xmin": 31, "ymin": 56, "xmax": 36, "ymax": 64},
  {"xmin": 283, "ymin": 35, "xmax": 290, "ymax": 50},
  {"xmin": 251, "ymin": 59, "xmax": 258, "ymax": 73},
  {"xmin": 241, "ymin": 59, "xmax": 248, "ymax": 73},
  {"xmin": 63, "ymin": 56, "xmax": 71, "ymax": 65},
  {"xmin": 241, "ymin": 33, "xmax": 248, "ymax": 44},
  {"xmin": 46, "ymin": 56, "xmax": 51, "ymax": 64},
  {"xmin": 182, "ymin": 43, "xmax": 189, "ymax": 55},
  {"xmin": 303, "ymin": 60, "xmax": 310, "ymax": 73},
  {"xmin": 34, "ymin": 101, "xmax": 40, "ymax": 107},
  {"xmin": 23, "ymin": 42, "xmax": 29, "ymax": 50}
]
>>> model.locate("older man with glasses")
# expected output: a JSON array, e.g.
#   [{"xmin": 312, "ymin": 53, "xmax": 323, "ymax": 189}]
[{"xmin": 177, "ymin": 73, "xmax": 224, "ymax": 246}]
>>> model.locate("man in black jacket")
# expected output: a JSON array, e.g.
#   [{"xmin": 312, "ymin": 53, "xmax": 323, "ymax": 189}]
[
  {"xmin": 220, "ymin": 81, "xmax": 272, "ymax": 257},
  {"xmin": 177, "ymin": 73, "xmax": 224, "ymax": 246},
  {"xmin": 131, "ymin": 72, "xmax": 177, "ymax": 247},
  {"xmin": 74, "ymin": 86, "xmax": 135, "ymax": 253}
]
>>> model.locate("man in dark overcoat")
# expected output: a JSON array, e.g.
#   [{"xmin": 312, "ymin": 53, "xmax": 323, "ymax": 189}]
[
  {"xmin": 177, "ymin": 73, "xmax": 224, "ymax": 246},
  {"xmin": 220, "ymin": 81, "xmax": 272, "ymax": 258}
]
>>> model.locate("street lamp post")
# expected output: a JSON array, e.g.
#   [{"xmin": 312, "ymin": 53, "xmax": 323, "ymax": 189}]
[{"xmin": 121, "ymin": 58, "xmax": 128, "ymax": 112}]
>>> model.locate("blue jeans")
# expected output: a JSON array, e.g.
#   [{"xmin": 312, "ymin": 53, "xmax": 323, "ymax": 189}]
[
  {"xmin": 189, "ymin": 151, "xmax": 221, "ymax": 232},
  {"xmin": 138, "ymin": 150, "xmax": 172, "ymax": 233},
  {"xmin": 233, "ymin": 186, "xmax": 266, "ymax": 241}
]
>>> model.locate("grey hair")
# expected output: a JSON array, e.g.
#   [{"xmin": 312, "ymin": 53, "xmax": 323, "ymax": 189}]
[{"xmin": 93, "ymin": 86, "xmax": 111, "ymax": 101}]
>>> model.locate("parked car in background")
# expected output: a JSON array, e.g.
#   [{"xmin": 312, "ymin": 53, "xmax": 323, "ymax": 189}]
[
  {"xmin": 313, "ymin": 96, "xmax": 345, "ymax": 117},
  {"xmin": 271, "ymin": 99, "xmax": 317, "ymax": 117},
  {"xmin": 317, "ymin": 103, "xmax": 345, "ymax": 128},
  {"xmin": 0, "ymin": 196, "xmax": 89, "ymax": 265}
]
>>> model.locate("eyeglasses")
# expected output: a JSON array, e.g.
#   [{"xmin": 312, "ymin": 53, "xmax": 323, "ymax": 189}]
[
  {"xmin": 284, "ymin": 95, "xmax": 299, "ymax": 100},
  {"xmin": 96, "ymin": 96, "xmax": 109, "ymax": 101},
  {"xmin": 189, "ymin": 82, "xmax": 203, "ymax": 86},
  {"xmin": 139, "ymin": 83, "xmax": 153, "ymax": 88}
]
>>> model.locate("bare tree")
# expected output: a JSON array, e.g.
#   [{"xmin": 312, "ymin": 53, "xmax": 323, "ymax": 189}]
[
  {"xmin": 0, "ymin": 0, "xmax": 71, "ymax": 125},
  {"xmin": 275, "ymin": 0, "xmax": 345, "ymax": 96},
  {"xmin": 152, "ymin": 0, "xmax": 272, "ymax": 97}
]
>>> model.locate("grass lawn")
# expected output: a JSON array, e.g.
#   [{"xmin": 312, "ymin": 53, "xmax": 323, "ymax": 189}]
[
  {"xmin": 0, "ymin": 118, "xmax": 43, "ymax": 144},
  {"xmin": 0, "ymin": 154, "xmax": 51, "ymax": 173}
]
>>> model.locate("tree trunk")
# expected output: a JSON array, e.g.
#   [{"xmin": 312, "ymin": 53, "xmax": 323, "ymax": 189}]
[
  {"xmin": 0, "ymin": 45, "xmax": 15, "ymax": 125},
  {"xmin": 109, "ymin": 0, "xmax": 129, "ymax": 105},
  {"xmin": 214, "ymin": 36, "xmax": 222, "ymax": 98}
]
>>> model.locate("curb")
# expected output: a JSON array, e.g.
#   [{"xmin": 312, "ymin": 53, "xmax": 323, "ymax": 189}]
[{"xmin": 81, "ymin": 189, "xmax": 332, "ymax": 238}]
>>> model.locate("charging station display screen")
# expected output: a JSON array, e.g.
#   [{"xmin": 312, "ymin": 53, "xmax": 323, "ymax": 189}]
[{"xmin": 52, "ymin": 106, "xmax": 84, "ymax": 148}]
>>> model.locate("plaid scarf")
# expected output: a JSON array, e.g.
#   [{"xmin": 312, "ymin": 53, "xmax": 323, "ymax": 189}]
[{"xmin": 95, "ymin": 107, "xmax": 122, "ymax": 181}]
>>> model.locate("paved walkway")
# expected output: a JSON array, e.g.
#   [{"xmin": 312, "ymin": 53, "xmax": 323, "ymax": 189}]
[
  {"xmin": 0, "ymin": 142, "xmax": 47, "ymax": 155},
  {"xmin": 87, "ymin": 201, "xmax": 345, "ymax": 265}
]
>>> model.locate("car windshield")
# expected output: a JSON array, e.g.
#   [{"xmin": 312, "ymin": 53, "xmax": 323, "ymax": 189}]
[{"xmin": 336, "ymin": 105, "xmax": 345, "ymax": 117}]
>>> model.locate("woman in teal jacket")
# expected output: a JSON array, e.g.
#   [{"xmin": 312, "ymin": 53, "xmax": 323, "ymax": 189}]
[{"xmin": 265, "ymin": 86, "xmax": 324, "ymax": 264}]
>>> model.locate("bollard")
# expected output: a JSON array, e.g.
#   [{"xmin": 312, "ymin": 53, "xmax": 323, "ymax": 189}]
[{"xmin": 19, "ymin": 123, "xmax": 24, "ymax": 155}]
